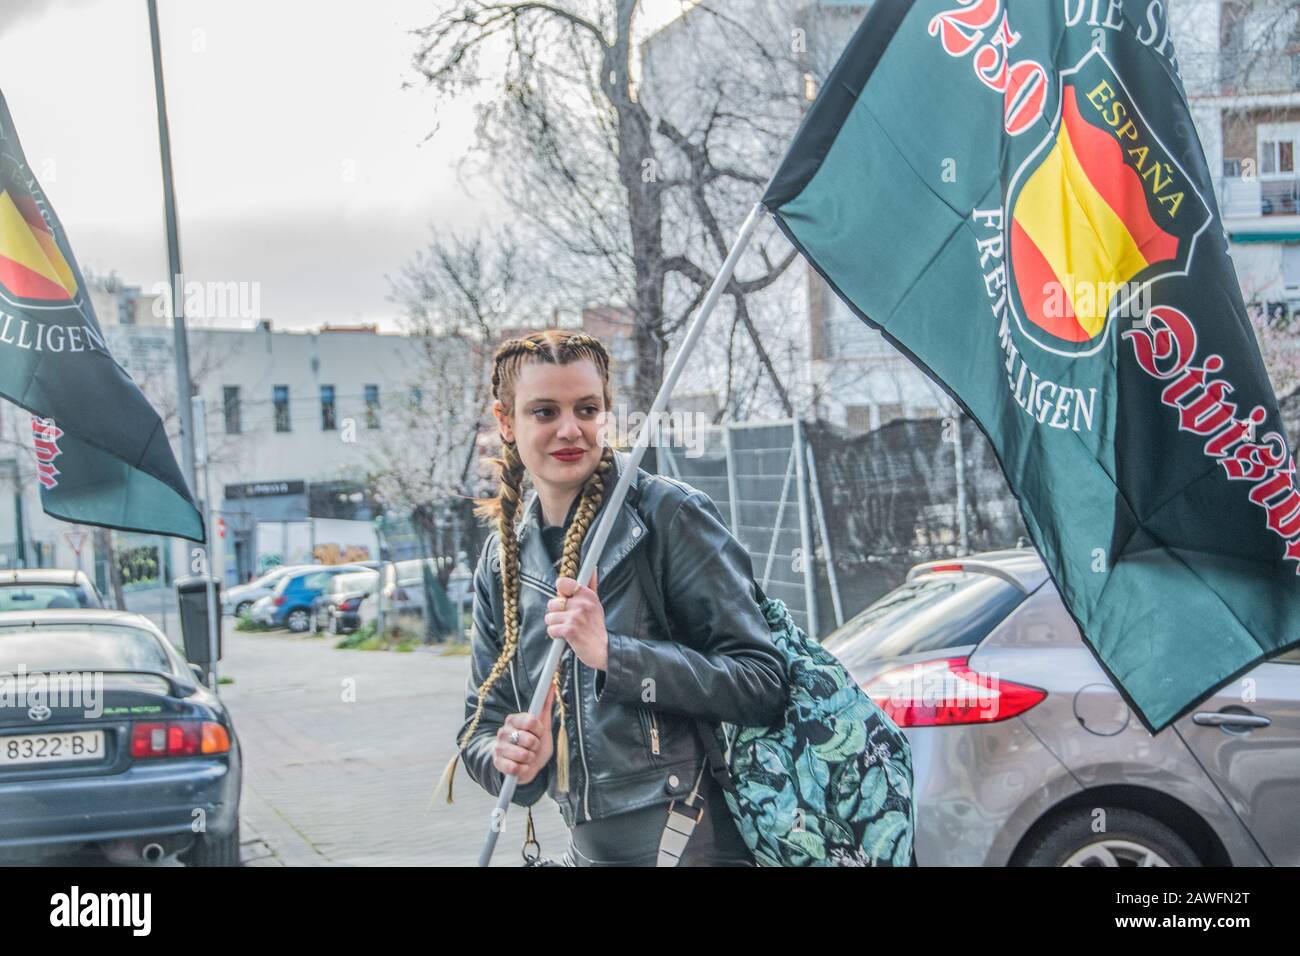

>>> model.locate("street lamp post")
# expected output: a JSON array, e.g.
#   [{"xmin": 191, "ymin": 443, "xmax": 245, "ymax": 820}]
[{"xmin": 191, "ymin": 396, "xmax": 220, "ymax": 689}]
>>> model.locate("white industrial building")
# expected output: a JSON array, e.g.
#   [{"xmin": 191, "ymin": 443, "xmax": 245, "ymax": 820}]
[{"xmin": 0, "ymin": 281, "xmax": 431, "ymax": 591}]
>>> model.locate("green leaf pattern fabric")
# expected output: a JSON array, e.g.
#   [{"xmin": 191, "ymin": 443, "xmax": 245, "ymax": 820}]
[{"xmin": 716, "ymin": 597, "xmax": 916, "ymax": 867}]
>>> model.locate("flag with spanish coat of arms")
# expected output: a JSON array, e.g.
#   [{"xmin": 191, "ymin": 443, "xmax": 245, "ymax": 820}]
[
  {"xmin": 764, "ymin": 0, "xmax": 1299, "ymax": 733},
  {"xmin": 0, "ymin": 91, "xmax": 202, "ymax": 543}
]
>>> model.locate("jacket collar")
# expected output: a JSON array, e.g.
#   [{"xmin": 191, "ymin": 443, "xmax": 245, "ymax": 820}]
[{"xmin": 515, "ymin": 449, "xmax": 647, "ymax": 588}]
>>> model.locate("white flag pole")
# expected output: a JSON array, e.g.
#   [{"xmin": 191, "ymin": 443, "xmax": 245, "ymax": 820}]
[{"xmin": 477, "ymin": 200, "xmax": 768, "ymax": 866}]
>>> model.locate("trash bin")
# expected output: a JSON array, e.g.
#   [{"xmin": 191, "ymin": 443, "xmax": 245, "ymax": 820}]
[{"xmin": 175, "ymin": 575, "xmax": 222, "ymax": 664}]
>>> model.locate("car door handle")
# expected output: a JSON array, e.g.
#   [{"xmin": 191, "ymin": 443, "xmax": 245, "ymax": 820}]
[{"xmin": 1192, "ymin": 711, "xmax": 1271, "ymax": 729}]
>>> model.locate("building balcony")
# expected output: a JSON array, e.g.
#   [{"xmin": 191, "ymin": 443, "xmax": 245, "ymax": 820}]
[{"xmin": 1219, "ymin": 176, "xmax": 1300, "ymax": 219}]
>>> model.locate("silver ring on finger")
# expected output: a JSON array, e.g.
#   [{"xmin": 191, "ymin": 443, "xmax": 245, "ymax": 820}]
[{"xmin": 509, "ymin": 730, "xmax": 521, "ymax": 746}]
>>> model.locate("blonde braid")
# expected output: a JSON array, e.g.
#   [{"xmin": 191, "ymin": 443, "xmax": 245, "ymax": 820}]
[
  {"xmin": 436, "ymin": 439, "xmax": 527, "ymax": 805},
  {"xmin": 558, "ymin": 448, "xmax": 614, "ymax": 582},
  {"xmin": 453, "ymin": 440, "xmax": 526, "ymax": 754},
  {"xmin": 549, "ymin": 446, "xmax": 615, "ymax": 793}
]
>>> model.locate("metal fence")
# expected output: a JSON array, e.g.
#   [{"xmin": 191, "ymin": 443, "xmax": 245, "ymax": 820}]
[
  {"xmin": 802, "ymin": 416, "xmax": 1027, "ymax": 635},
  {"xmin": 658, "ymin": 416, "xmax": 1028, "ymax": 641},
  {"xmin": 659, "ymin": 421, "xmax": 824, "ymax": 638}
]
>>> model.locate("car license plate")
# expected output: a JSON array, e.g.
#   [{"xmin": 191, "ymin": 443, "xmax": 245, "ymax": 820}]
[{"xmin": 0, "ymin": 730, "xmax": 105, "ymax": 766}]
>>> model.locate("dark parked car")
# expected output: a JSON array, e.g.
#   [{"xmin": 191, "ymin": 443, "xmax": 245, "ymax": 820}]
[
  {"xmin": 311, "ymin": 569, "xmax": 379, "ymax": 635},
  {"xmin": 0, "ymin": 610, "xmax": 242, "ymax": 866},
  {"xmin": 0, "ymin": 569, "xmax": 104, "ymax": 611}
]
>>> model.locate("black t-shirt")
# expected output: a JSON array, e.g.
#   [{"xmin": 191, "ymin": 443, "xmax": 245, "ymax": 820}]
[{"xmin": 538, "ymin": 494, "xmax": 582, "ymax": 567}]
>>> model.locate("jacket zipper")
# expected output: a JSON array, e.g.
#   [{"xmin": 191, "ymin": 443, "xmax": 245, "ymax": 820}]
[
  {"xmin": 643, "ymin": 708, "xmax": 661, "ymax": 756},
  {"xmin": 519, "ymin": 570, "xmax": 592, "ymax": 821}
]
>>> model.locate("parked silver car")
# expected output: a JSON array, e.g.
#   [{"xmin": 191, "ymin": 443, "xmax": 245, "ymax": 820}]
[
  {"xmin": 357, "ymin": 559, "xmax": 437, "ymax": 632},
  {"xmin": 249, "ymin": 594, "xmax": 275, "ymax": 627},
  {"xmin": 825, "ymin": 548, "xmax": 1299, "ymax": 867},
  {"xmin": 0, "ymin": 569, "xmax": 104, "ymax": 610}
]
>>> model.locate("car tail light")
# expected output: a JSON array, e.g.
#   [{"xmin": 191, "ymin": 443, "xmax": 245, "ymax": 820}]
[
  {"xmin": 131, "ymin": 720, "xmax": 230, "ymax": 758},
  {"xmin": 201, "ymin": 723, "xmax": 231, "ymax": 754},
  {"xmin": 339, "ymin": 598, "xmax": 361, "ymax": 612},
  {"xmin": 273, "ymin": 595, "xmax": 286, "ymax": 606},
  {"xmin": 862, "ymin": 657, "xmax": 1046, "ymax": 727}
]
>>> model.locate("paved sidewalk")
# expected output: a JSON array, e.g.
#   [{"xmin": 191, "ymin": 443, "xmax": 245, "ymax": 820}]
[{"xmin": 220, "ymin": 625, "xmax": 569, "ymax": 866}]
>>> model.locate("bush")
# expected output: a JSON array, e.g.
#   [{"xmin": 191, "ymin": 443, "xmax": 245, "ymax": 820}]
[
  {"xmin": 335, "ymin": 622, "xmax": 377, "ymax": 649},
  {"xmin": 234, "ymin": 612, "xmax": 266, "ymax": 632},
  {"xmin": 334, "ymin": 622, "xmax": 415, "ymax": 652}
]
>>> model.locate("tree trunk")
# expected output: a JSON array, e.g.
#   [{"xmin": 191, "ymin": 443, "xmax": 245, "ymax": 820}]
[{"xmin": 605, "ymin": 1, "xmax": 668, "ymax": 414}]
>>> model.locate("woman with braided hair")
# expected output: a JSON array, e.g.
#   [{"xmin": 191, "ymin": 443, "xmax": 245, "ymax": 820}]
[{"xmin": 442, "ymin": 328, "xmax": 787, "ymax": 866}]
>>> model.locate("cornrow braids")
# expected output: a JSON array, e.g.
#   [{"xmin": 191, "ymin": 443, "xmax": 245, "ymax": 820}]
[
  {"xmin": 482, "ymin": 332, "xmax": 613, "ymax": 463},
  {"xmin": 439, "ymin": 329, "xmax": 617, "ymax": 805}
]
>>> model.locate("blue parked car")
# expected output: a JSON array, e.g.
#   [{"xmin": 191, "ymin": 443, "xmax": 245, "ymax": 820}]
[{"xmin": 254, "ymin": 565, "xmax": 371, "ymax": 632}]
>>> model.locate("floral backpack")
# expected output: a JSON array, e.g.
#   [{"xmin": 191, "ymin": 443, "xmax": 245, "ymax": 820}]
[{"xmin": 631, "ymin": 506, "xmax": 916, "ymax": 867}]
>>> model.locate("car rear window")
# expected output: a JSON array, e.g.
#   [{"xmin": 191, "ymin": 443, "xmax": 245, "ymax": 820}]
[
  {"xmin": 0, "ymin": 625, "xmax": 173, "ymax": 673},
  {"xmin": 395, "ymin": 562, "xmax": 432, "ymax": 586},
  {"xmin": 334, "ymin": 572, "xmax": 377, "ymax": 592},
  {"xmin": 0, "ymin": 585, "xmax": 96, "ymax": 611},
  {"xmin": 301, "ymin": 571, "xmax": 334, "ymax": 590},
  {"xmin": 823, "ymin": 571, "xmax": 1027, "ymax": 670}
]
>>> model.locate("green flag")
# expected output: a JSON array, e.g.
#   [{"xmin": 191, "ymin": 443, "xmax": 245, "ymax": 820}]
[
  {"xmin": 0, "ymin": 92, "xmax": 202, "ymax": 542},
  {"xmin": 764, "ymin": 0, "xmax": 1299, "ymax": 733}
]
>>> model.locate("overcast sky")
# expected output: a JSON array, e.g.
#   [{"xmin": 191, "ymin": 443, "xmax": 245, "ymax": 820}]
[{"xmin": 0, "ymin": 0, "xmax": 693, "ymax": 332}]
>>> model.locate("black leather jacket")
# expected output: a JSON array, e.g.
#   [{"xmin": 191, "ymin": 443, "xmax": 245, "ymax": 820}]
[{"xmin": 458, "ymin": 449, "xmax": 788, "ymax": 827}]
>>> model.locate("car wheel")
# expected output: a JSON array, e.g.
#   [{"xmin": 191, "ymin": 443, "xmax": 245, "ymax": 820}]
[
  {"xmin": 1015, "ymin": 807, "xmax": 1200, "ymax": 867},
  {"xmin": 287, "ymin": 609, "xmax": 310, "ymax": 633},
  {"xmin": 235, "ymin": 601, "xmax": 252, "ymax": 617},
  {"xmin": 183, "ymin": 820, "xmax": 241, "ymax": 867}
]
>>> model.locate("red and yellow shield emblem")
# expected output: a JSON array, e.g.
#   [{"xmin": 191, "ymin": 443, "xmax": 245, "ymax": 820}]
[
  {"xmin": 0, "ymin": 164, "xmax": 78, "ymax": 305},
  {"xmin": 1006, "ymin": 50, "xmax": 1209, "ymax": 356}
]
